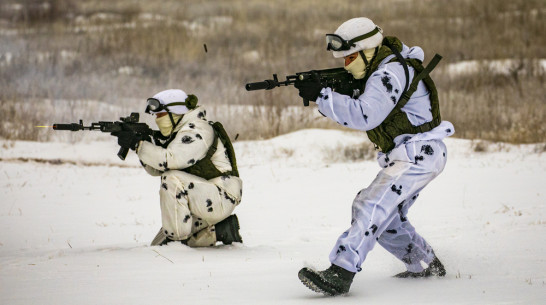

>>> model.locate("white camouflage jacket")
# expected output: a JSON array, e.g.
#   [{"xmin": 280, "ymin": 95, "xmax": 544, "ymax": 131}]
[
  {"xmin": 136, "ymin": 106, "xmax": 242, "ymax": 201},
  {"xmin": 316, "ymin": 43, "xmax": 455, "ymax": 160}
]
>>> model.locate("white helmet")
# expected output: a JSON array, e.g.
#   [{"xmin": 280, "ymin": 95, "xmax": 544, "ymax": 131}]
[
  {"xmin": 327, "ymin": 17, "xmax": 383, "ymax": 58},
  {"xmin": 145, "ymin": 89, "xmax": 198, "ymax": 115}
]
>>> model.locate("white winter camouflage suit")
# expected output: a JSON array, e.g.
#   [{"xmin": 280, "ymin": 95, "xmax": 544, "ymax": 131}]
[
  {"xmin": 316, "ymin": 44, "xmax": 455, "ymax": 273},
  {"xmin": 136, "ymin": 106, "xmax": 242, "ymax": 247}
]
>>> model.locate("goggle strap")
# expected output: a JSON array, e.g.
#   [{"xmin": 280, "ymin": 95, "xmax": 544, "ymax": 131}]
[
  {"xmin": 348, "ymin": 27, "xmax": 381, "ymax": 46},
  {"xmin": 166, "ymin": 94, "xmax": 199, "ymax": 109},
  {"xmin": 164, "ymin": 102, "xmax": 187, "ymax": 107}
]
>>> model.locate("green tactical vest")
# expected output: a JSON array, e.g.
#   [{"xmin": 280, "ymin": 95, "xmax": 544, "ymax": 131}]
[
  {"xmin": 364, "ymin": 36, "xmax": 442, "ymax": 153},
  {"xmin": 162, "ymin": 122, "xmax": 239, "ymax": 180}
]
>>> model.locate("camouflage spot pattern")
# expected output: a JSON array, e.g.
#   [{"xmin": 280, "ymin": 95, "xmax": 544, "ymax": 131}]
[
  {"xmin": 421, "ymin": 145, "xmax": 434, "ymax": 155},
  {"xmin": 391, "ymin": 184, "xmax": 402, "ymax": 195},
  {"xmin": 381, "ymin": 73, "xmax": 393, "ymax": 94},
  {"xmin": 181, "ymin": 136, "xmax": 194, "ymax": 144}
]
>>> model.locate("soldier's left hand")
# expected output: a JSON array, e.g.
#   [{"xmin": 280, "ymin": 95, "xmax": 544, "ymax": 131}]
[{"xmin": 295, "ymin": 81, "xmax": 323, "ymax": 102}]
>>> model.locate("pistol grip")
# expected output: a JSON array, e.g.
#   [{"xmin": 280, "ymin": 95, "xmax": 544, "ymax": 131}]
[{"xmin": 303, "ymin": 98, "xmax": 310, "ymax": 107}]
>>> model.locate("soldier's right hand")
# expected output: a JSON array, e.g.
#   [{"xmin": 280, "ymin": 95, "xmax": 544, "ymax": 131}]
[{"xmin": 111, "ymin": 131, "xmax": 141, "ymax": 150}]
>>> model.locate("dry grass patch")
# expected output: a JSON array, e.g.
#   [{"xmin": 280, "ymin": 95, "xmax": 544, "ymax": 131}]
[{"xmin": 0, "ymin": 0, "xmax": 544, "ymax": 143}]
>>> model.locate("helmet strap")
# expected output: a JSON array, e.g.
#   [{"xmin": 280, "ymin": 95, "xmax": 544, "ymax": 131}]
[
  {"xmin": 167, "ymin": 112, "xmax": 184, "ymax": 137},
  {"xmin": 370, "ymin": 46, "xmax": 379, "ymax": 65},
  {"xmin": 359, "ymin": 50, "xmax": 368, "ymax": 66},
  {"xmin": 361, "ymin": 47, "xmax": 380, "ymax": 79}
]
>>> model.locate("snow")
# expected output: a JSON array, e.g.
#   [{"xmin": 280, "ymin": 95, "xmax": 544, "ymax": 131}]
[{"xmin": 1, "ymin": 129, "xmax": 545, "ymax": 304}]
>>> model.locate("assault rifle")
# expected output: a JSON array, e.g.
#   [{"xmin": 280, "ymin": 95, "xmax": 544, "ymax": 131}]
[
  {"xmin": 52, "ymin": 112, "xmax": 159, "ymax": 160},
  {"xmin": 245, "ymin": 67, "xmax": 362, "ymax": 106}
]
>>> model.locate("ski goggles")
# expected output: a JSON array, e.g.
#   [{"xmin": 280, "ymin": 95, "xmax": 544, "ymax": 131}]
[
  {"xmin": 325, "ymin": 27, "xmax": 382, "ymax": 51},
  {"xmin": 145, "ymin": 98, "xmax": 187, "ymax": 114}
]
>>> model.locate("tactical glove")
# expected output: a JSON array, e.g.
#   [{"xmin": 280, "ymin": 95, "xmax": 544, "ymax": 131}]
[
  {"xmin": 295, "ymin": 82, "xmax": 323, "ymax": 101},
  {"xmin": 294, "ymin": 72, "xmax": 324, "ymax": 102}
]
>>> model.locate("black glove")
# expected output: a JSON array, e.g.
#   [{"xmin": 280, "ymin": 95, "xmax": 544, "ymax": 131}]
[
  {"xmin": 294, "ymin": 72, "xmax": 323, "ymax": 102},
  {"xmin": 111, "ymin": 131, "xmax": 149, "ymax": 151}
]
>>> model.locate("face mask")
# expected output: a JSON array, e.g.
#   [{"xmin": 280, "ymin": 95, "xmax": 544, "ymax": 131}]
[
  {"xmin": 344, "ymin": 53, "xmax": 366, "ymax": 79},
  {"xmin": 155, "ymin": 114, "xmax": 182, "ymax": 137},
  {"xmin": 362, "ymin": 47, "xmax": 377, "ymax": 64},
  {"xmin": 343, "ymin": 48, "xmax": 378, "ymax": 79}
]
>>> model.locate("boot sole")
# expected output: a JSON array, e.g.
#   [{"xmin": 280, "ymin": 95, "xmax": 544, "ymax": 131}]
[
  {"xmin": 394, "ymin": 269, "xmax": 446, "ymax": 278},
  {"xmin": 395, "ymin": 256, "xmax": 446, "ymax": 278}
]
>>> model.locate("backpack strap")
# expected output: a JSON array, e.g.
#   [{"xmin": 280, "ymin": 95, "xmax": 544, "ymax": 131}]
[
  {"xmin": 212, "ymin": 122, "xmax": 239, "ymax": 177},
  {"xmin": 398, "ymin": 54, "xmax": 442, "ymax": 109},
  {"xmin": 385, "ymin": 43, "xmax": 410, "ymax": 98},
  {"xmin": 204, "ymin": 131, "xmax": 219, "ymax": 161}
]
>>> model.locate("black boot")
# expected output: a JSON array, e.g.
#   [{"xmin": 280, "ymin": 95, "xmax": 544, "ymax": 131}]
[
  {"xmin": 215, "ymin": 214, "xmax": 242, "ymax": 245},
  {"xmin": 394, "ymin": 256, "xmax": 446, "ymax": 278},
  {"xmin": 298, "ymin": 264, "xmax": 355, "ymax": 296},
  {"xmin": 428, "ymin": 256, "xmax": 447, "ymax": 276}
]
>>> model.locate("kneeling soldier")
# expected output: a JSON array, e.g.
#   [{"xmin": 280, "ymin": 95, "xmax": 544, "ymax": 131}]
[{"xmin": 115, "ymin": 88, "xmax": 243, "ymax": 247}]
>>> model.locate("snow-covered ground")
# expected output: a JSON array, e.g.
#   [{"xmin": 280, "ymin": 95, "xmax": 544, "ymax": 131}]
[{"xmin": 1, "ymin": 129, "xmax": 545, "ymax": 304}]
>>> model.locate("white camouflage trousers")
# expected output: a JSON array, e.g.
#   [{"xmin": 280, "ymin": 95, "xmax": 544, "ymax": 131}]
[
  {"xmin": 159, "ymin": 171, "xmax": 239, "ymax": 247},
  {"xmin": 329, "ymin": 139, "xmax": 448, "ymax": 273}
]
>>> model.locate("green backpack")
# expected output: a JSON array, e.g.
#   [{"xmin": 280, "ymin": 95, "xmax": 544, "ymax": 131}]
[
  {"xmin": 364, "ymin": 36, "xmax": 443, "ymax": 152},
  {"xmin": 181, "ymin": 121, "xmax": 239, "ymax": 180}
]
